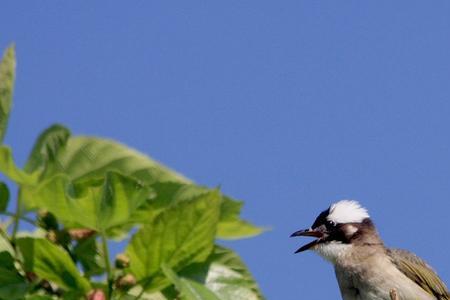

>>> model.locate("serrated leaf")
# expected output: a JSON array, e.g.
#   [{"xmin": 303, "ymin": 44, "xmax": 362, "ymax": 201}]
[
  {"xmin": 22, "ymin": 172, "xmax": 151, "ymax": 237},
  {"xmin": 131, "ymin": 182, "xmax": 210, "ymax": 224},
  {"xmin": 0, "ymin": 181, "xmax": 9, "ymax": 212},
  {"xmin": 0, "ymin": 146, "xmax": 38, "ymax": 185},
  {"xmin": 24, "ymin": 134, "xmax": 263, "ymax": 238},
  {"xmin": 0, "ymin": 45, "xmax": 16, "ymax": 144},
  {"xmin": 216, "ymin": 220, "xmax": 264, "ymax": 240},
  {"xmin": 132, "ymin": 182, "xmax": 263, "ymax": 240},
  {"xmin": 126, "ymin": 191, "xmax": 221, "ymax": 290},
  {"xmin": 216, "ymin": 197, "xmax": 264, "ymax": 240},
  {"xmin": 16, "ymin": 237, "xmax": 90, "ymax": 293},
  {"xmin": 162, "ymin": 265, "xmax": 221, "ymax": 300},
  {"xmin": 24, "ymin": 124, "xmax": 70, "ymax": 174},
  {"xmin": 41, "ymin": 136, "xmax": 190, "ymax": 184},
  {"xmin": 172, "ymin": 246, "xmax": 264, "ymax": 300}
]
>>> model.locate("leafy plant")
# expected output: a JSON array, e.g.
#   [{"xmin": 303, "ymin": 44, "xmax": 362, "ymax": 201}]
[{"xmin": 0, "ymin": 45, "xmax": 264, "ymax": 300}]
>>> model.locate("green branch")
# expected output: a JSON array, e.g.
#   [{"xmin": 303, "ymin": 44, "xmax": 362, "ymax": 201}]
[{"xmin": 101, "ymin": 233, "xmax": 113, "ymax": 299}]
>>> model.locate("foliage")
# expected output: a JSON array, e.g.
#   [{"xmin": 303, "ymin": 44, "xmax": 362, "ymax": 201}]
[{"xmin": 0, "ymin": 45, "xmax": 264, "ymax": 300}]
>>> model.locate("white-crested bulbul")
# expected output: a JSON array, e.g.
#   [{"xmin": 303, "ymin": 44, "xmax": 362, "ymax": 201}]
[{"xmin": 291, "ymin": 200, "xmax": 449, "ymax": 300}]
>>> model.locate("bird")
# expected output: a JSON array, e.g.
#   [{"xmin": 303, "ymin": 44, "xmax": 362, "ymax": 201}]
[{"xmin": 290, "ymin": 200, "xmax": 449, "ymax": 300}]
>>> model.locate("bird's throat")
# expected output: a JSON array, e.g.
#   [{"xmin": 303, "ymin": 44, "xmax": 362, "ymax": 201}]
[{"xmin": 313, "ymin": 242, "xmax": 353, "ymax": 264}]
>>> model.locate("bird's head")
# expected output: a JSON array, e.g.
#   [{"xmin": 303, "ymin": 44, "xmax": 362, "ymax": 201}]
[{"xmin": 291, "ymin": 200, "xmax": 381, "ymax": 263}]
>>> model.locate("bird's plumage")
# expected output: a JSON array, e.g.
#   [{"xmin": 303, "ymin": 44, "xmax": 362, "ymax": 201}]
[
  {"xmin": 334, "ymin": 244, "xmax": 436, "ymax": 300},
  {"xmin": 328, "ymin": 200, "xmax": 370, "ymax": 224},
  {"xmin": 291, "ymin": 200, "xmax": 449, "ymax": 300},
  {"xmin": 387, "ymin": 249, "xmax": 450, "ymax": 300}
]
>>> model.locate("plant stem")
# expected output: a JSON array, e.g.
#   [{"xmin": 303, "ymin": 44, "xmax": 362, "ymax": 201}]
[
  {"xmin": 101, "ymin": 233, "xmax": 113, "ymax": 299},
  {"xmin": 1, "ymin": 211, "xmax": 35, "ymax": 226},
  {"xmin": 11, "ymin": 188, "xmax": 23, "ymax": 242}
]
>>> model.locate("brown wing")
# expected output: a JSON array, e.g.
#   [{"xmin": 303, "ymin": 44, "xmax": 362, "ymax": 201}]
[{"xmin": 387, "ymin": 248, "xmax": 449, "ymax": 300}]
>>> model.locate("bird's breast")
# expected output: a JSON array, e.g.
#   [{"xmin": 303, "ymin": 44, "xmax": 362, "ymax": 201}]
[{"xmin": 334, "ymin": 250, "xmax": 435, "ymax": 300}]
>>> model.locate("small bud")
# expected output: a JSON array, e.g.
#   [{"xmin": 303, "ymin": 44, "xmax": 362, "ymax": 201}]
[
  {"xmin": 115, "ymin": 253, "xmax": 130, "ymax": 269},
  {"xmin": 116, "ymin": 274, "xmax": 137, "ymax": 289},
  {"xmin": 68, "ymin": 228, "xmax": 96, "ymax": 240},
  {"xmin": 37, "ymin": 210, "xmax": 59, "ymax": 230},
  {"xmin": 87, "ymin": 289, "xmax": 106, "ymax": 300},
  {"xmin": 40, "ymin": 280, "xmax": 52, "ymax": 290},
  {"xmin": 56, "ymin": 230, "xmax": 71, "ymax": 246},
  {"xmin": 25, "ymin": 271, "xmax": 37, "ymax": 282},
  {"xmin": 46, "ymin": 230, "xmax": 58, "ymax": 243},
  {"xmin": 46, "ymin": 230, "xmax": 71, "ymax": 246}
]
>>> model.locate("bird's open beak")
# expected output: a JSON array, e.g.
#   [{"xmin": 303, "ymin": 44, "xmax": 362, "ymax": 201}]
[{"xmin": 290, "ymin": 228, "xmax": 325, "ymax": 253}]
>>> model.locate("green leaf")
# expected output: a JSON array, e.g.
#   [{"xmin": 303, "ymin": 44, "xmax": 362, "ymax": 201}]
[
  {"xmin": 0, "ymin": 261, "xmax": 28, "ymax": 299},
  {"xmin": 0, "ymin": 234, "xmax": 28, "ymax": 300},
  {"xmin": 73, "ymin": 236, "xmax": 105, "ymax": 277},
  {"xmin": 216, "ymin": 197, "xmax": 264, "ymax": 240},
  {"xmin": 206, "ymin": 195, "xmax": 266, "ymax": 241},
  {"xmin": 119, "ymin": 289, "xmax": 168, "ymax": 300},
  {"xmin": 16, "ymin": 237, "xmax": 91, "ymax": 293},
  {"xmin": 0, "ymin": 146, "xmax": 38, "ymax": 185},
  {"xmin": 0, "ymin": 45, "xmax": 16, "ymax": 144},
  {"xmin": 23, "ymin": 134, "xmax": 263, "ymax": 237},
  {"xmin": 24, "ymin": 124, "xmax": 71, "ymax": 174},
  {"xmin": 162, "ymin": 264, "xmax": 221, "ymax": 300},
  {"xmin": 0, "ymin": 273, "xmax": 27, "ymax": 299},
  {"xmin": 133, "ymin": 182, "xmax": 263, "ymax": 240},
  {"xmin": 131, "ymin": 182, "xmax": 210, "ymax": 224},
  {"xmin": 126, "ymin": 191, "xmax": 221, "ymax": 290},
  {"xmin": 0, "ymin": 181, "xmax": 9, "ymax": 212},
  {"xmin": 0, "ymin": 232, "xmax": 14, "ymax": 255},
  {"xmin": 24, "ymin": 295, "xmax": 55, "ymax": 300},
  {"xmin": 41, "ymin": 136, "xmax": 190, "ymax": 184},
  {"xmin": 179, "ymin": 246, "xmax": 264, "ymax": 300},
  {"xmin": 22, "ymin": 172, "xmax": 151, "ymax": 236},
  {"xmin": 216, "ymin": 220, "xmax": 264, "ymax": 240}
]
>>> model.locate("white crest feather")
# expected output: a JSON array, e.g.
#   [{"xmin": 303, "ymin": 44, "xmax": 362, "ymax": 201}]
[{"xmin": 327, "ymin": 200, "xmax": 369, "ymax": 224}]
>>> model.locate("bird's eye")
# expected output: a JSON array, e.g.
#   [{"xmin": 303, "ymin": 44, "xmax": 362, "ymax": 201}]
[{"xmin": 326, "ymin": 220, "xmax": 336, "ymax": 228}]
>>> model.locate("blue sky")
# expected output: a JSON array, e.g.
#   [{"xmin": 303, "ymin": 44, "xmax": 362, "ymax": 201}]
[{"xmin": 1, "ymin": 1, "xmax": 450, "ymax": 299}]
